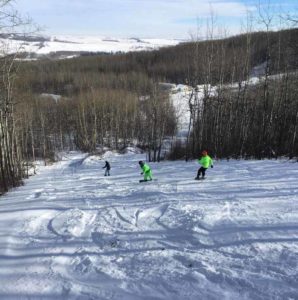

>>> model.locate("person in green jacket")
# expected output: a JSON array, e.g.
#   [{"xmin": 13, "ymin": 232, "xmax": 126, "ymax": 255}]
[
  {"xmin": 139, "ymin": 161, "xmax": 152, "ymax": 181},
  {"xmin": 195, "ymin": 150, "xmax": 213, "ymax": 180}
]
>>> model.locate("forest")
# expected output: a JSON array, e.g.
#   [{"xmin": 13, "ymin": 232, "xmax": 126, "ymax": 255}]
[{"xmin": 0, "ymin": 14, "xmax": 298, "ymax": 192}]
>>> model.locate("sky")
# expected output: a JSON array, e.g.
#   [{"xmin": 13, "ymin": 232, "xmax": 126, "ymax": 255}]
[{"xmin": 16, "ymin": 0, "xmax": 298, "ymax": 39}]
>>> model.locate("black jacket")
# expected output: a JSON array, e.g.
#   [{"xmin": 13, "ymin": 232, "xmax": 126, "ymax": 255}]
[{"xmin": 103, "ymin": 161, "xmax": 111, "ymax": 170}]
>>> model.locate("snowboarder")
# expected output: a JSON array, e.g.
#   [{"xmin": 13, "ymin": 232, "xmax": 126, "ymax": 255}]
[
  {"xmin": 195, "ymin": 150, "xmax": 213, "ymax": 180},
  {"xmin": 139, "ymin": 161, "xmax": 152, "ymax": 182},
  {"xmin": 103, "ymin": 160, "xmax": 111, "ymax": 176}
]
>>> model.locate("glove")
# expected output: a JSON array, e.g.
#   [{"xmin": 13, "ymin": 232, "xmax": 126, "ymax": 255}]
[
  {"xmin": 141, "ymin": 172, "xmax": 143, "ymax": 175},
  {"xmin": 211, "ymin": 165, "xmax": 214, "ymax": 168}
]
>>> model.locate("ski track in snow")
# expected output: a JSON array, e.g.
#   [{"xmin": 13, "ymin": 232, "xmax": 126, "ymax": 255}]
[{"xmin": 0, "ymin": 152, "xmax": 298, "ymax": 299}]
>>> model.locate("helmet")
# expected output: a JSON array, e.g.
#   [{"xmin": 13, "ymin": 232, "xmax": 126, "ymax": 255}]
[
  {"xmin": 138, "ymin": 161, "xmax": 144, "ymax": 165},
  {"xmin": 202, "ymin": 150, "xmax": 208, "ymax": 156}
]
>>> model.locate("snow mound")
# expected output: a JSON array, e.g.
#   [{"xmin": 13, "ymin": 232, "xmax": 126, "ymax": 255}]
[
  {"xmin": 122, "ymin": 146, "xmax": 143, "ymax": 154},
  {"xmin": 137, "ymin": 204, "xmax": 169, "ymax": 229},
  {"xmin": 49, "ymin": 208, "xmax": 95, "ymax": 238},
  {"xmin": 102, "ymin": 150, "xmax": 117, "ymax": 159},
  {"xmin": 82, "ymin": 155, "xmax": 101, "ymax": 166}
]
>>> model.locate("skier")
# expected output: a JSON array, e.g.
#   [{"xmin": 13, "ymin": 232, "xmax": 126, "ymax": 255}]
[
  {"xmin": 195, "ymin": 150, "xmax": 213, "ymax": 180},
  {"xmin": 139, "ymin": 161, "xmax": 152, "ymax": 182},
  {"xmin": 103, "ymin": 160, "xmax": 111, "ymax": 176}
]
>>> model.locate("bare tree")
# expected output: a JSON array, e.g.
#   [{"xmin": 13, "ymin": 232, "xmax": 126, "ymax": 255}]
[{"xmin": 0, "ymin": 0, "xmax": 34, "ymax": 192}]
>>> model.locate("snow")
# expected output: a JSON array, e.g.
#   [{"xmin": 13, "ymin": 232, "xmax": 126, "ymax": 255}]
[
  {"xmin": 170, "ymin": 84, "xmax": 217, "ymax": 139},
  {"xmin": 169, "ymin": 67, "xmax": 294, "ymax": 139},
  {"xmin": 0, "ymin": 35, "xmax": 181, "ymax": 56},
  {"xmin": 0, "ymin": 151, "xmax": 298, "ymax": 299},
  {"xmin": 40, "ymin": 93, "xmax": 62, "ymax": 102},
  {"xmin": 169, "ymin": 73, "xmax": 288, "ymax": 141}
]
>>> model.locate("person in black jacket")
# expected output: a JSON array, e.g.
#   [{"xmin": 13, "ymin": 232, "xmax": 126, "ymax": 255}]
[{"xmin": 103, "ymin": 161, "xmax": 111, "ymax": 176}]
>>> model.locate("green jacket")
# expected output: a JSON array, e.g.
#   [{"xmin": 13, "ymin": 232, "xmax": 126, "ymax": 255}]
[
  {"xmin": 198, "ymin": 155, "xmax": 213, "ymax": 168},
  {"xmin": 141, "ymin": 163, "xmax": 151, "ymax": 173},
  {"xmin": 141, "ymin": 163, "xmax": 152, "ymax": 180}
]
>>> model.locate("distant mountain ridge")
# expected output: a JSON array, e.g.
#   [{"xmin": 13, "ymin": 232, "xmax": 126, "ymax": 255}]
[{"xmin": 0, "ymin": 33, "xmax": 182, "ymax": 59}]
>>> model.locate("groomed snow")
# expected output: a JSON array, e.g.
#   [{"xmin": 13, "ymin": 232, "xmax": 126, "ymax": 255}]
[{"xmin": 0, "ymin": 151, "xmax": 297, "ymax": 299}]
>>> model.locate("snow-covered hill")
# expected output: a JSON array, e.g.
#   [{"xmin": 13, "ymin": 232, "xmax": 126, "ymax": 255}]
[
  {"xmin": 0, "ymin": 34, "xmax": 181, "ymax": 59},
  {"xmin": 0, "ymin": 150, "xmax": 297, "ymax": 299}
]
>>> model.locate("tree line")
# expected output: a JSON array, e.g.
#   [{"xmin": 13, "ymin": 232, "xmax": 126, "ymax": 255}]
[
  {"xmin": 0, "ymin": 0, "xmax": 33, "ymax": 193},
  {"xmin": 1, "ymin": 4, "xmax": 298, "ymax": 193},
  {"xmin": 1, "ymin": 68, "xmax": 177, "ymax": 193}
]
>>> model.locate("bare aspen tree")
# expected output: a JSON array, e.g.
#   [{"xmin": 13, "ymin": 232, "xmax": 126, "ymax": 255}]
[
  {"xmin": 257, "ymin": 0, "xmax": 275, "ymax": 156},
  {"xmin": 0, "ymin": 0, "xmax": 30, "ymax": 192},
  {"xmin": 140, "ymin": 83, "xmax": 176, "ymax": 162}
]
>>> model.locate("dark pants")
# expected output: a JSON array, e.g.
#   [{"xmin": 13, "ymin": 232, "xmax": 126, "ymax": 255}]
[{"xmin": 197, "ymin": 167, "xmax": 207, "ymax": 178}]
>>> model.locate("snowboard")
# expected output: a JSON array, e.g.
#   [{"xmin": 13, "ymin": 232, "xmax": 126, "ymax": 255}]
[
  {"xmin": 194, "ymin": 177, "xmax": 206, "ymax": 181},
  {"xmin": 139, "ymin": 179, "xmax": 156, "ymax": 183}
]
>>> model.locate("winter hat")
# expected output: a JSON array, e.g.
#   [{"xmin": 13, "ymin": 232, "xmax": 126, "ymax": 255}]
[
  {"xmin": 202, "ymin": 150, "xmax": 208, "ymax": 156},
  {"xmin": 139, "ymin": 161, "xmax": 144, "ymax": 165}
]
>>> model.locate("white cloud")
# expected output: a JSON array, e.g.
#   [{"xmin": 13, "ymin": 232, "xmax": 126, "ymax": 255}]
[{"xmin": 15, "ymin": 0, "xmax": 281, "ymax": 38}]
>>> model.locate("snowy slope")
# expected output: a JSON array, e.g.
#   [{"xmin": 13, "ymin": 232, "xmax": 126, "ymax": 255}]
[
  {"xmin": 0, "ymin": 34, "xmax": 181, "ymax": 58},
  {"xmin": 170, "ymin": 84, "xmax": 217, "ymax": 139},
  {"xmin": 0, "ymin": 151, "xmax": 297, "ymax": 299},
  {"xmin": 169, "ymin": 74, "xmax": 287, "ymax": 141}
]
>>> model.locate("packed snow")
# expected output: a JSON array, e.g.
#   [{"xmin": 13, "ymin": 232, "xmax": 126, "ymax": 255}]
[{"xmin": 0, "ymin": 150, "xmax": 297, "ymax": 299}]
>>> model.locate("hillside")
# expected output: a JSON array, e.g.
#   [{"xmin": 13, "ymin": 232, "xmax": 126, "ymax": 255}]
[
  {"xmin": 0, "ymin": 151, "xmax": 297, "ymax": 299},
  {"xmin": 1, "ymin": 27, "xmax": 297, "ymax": 193},
  {"xmin": 0, "ymin": 33, "xmax": 181, "ymax": 59},
  {"xmin": 17, "ymin": 28, "xmax": 298, "ymax": 94},
  {"xmin": 14, "ymin": 27, "xmax": 298, "ymax": 160}
]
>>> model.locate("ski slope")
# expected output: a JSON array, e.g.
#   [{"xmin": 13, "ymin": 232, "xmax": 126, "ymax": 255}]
[{"xmin": 0, "ymin": 150, "xmax": 297, "ymax": 299}]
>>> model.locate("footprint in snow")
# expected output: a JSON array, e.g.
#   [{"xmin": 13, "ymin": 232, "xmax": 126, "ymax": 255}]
[
  {"xmin": 91, "ymin": 232, "xmax": 120, "ymax": 248},
  {"xmin": 74, "ymin": 255, "xmax": 93, "ymax": 274}
]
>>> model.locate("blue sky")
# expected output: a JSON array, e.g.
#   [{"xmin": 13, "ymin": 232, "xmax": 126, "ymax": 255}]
[{"xmin": 16, "ymin": 0, "xmax": 298, "ymax": 38}]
